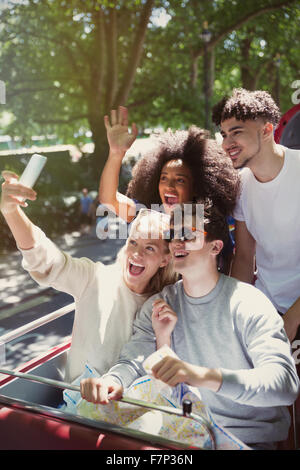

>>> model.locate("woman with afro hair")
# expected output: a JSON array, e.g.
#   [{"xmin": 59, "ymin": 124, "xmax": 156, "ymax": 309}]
[{"xmin": 99, "ymin": 106, "xmax": 240, "ymax": 273}]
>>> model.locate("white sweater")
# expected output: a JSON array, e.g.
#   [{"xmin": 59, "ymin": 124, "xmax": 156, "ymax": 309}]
[{"xmin": 19, "ymin": 227, "xmax": 148, "ymax": 383}]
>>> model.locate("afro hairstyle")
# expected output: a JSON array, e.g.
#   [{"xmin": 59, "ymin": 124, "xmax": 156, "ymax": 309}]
[{"xmin": 126, "ymin": 126, "xmax": 240, "ymax": 217}]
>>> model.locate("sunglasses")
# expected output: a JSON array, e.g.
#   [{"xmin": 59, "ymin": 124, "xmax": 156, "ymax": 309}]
[{"xmin": 163, "ymin": 226, "xmax": 207, "ymax": 242}]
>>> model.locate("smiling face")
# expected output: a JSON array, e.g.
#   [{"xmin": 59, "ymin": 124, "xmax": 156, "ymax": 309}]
[
  {"xmin": 158, "ymin": 159, "xmax": 194, "ymax": 213},
  {"xmin": 123, "ymin": 235, "xmax": 170, "ymax": 294},
  {"xmin": 168, "ymin": 212, "xmax": 223, "ymax": 276},
  {"xmin": 169, "ymin": 225, "xmax": 207, "ymax": 274},
  {"xmin": 220, "ymin": 117, "xmax": 266, "ymax": 170},
  {"xmin": 122, "ymin": 211, "xmax": 171, "ymax": 294},
  {"xmin": 170, "ymin": 237, "xmax": 213, "ymax": 278}
]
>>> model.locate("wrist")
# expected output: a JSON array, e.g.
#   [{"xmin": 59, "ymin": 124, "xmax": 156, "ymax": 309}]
[
  {"xmin": 108, "ymin": 149, "xmax": 126, "ymax": 160},
  {"xmin": 195, "ymin": 366, "xmax": 222, "ymax": 392},
  {"xmin": 155, "ymin": 331, "xmax": 172, "ymax": 347},
  {"xmin": 1, "ymin": 204, "xmax": 20, "ymax": 217}
]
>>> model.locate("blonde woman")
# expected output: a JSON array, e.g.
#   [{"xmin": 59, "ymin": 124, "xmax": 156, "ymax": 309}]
[{"xmin": 0, "ymin": 171, "xmax": 177, "ymax": 383}]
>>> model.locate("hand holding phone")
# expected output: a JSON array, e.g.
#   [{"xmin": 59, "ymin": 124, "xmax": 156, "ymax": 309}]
[
  {"xmin": 19, "ymin": 153, "xmax": 47, "ymax": 188},
  {"xmin": 15, "ymin": 153, "xmax": 47, "ymax": 203}
]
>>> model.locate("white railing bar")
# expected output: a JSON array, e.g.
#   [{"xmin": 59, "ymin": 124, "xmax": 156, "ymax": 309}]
[
  {"xmin": 0, "ymin": 301, "xmax": 75, "ymax": 345},
  {"xmin": 0, "ymin": 367, "xmax": 216, "ymax": 449}
]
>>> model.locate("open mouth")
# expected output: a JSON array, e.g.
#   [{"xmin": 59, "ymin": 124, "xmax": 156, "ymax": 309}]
[
  {"xmin": 164, "ymin": 193, "xmax": 179, "ymax": 206},
  {"xmin": 173, "ymin": 250, "xmax": 189, "ymax": 259},
  {"xmin": 128, "ymin": 260, "xmax": 145, "ymax": 276},
  {"xmin": 227, "ymin": 148, "xmax": 241, "ymax": 160}
]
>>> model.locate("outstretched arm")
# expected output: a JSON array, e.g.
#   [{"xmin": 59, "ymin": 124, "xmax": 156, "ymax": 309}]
[
  {"xmin": 0, "ymin": 170, "xmax": 38, "ymax": 249},
  {"xmin": 1, "ymin": 170, "xmax": 95, "ymax": 299},
  {"xmin": 152, "ymin": 357, "xmax": 222, "ymax": 392},
  {"xmin": 99, "ymin": 106, "xmax": 138, "ymax": 223}
]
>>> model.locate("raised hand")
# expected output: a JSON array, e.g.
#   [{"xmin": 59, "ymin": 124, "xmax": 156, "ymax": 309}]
[
  {"xmin": 0, "ymin": 170, "xmax": 37, "ymax": 215},
  {"xmin": 104, "ymin": 106, "xmax": 138, "ymax": 156},
  {"xmin": 152, "ymin": 299, "xmax": 178, "ymax": 348}
]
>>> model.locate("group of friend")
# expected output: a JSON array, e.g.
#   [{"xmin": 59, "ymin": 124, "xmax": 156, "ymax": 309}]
[{"xmin": 1, "ymin": 88, "xmax": 300, "ymax": 450}]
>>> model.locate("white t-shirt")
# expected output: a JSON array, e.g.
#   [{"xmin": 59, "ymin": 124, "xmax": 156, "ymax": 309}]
[
  {"xmin": 19, "ymin": 227, "xmax": 149, "ymax": 383},
  {"xmin": 233, "ymin": 147, "xmax": 300, "ymax": 313}
]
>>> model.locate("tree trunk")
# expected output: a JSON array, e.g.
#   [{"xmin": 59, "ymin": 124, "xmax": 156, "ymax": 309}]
[
  {"xmin": 85, "ymin": 107, "xmax": 109, "ymax": 181},
  {"xmin": 202, "ymin": 46, "xmax": 215, "ymax": 130},
  {"xmin": 84, "ymin": 0, "xmax": 155, "ymax": 178},
  {"xmin": 114, "ymin": 0, "xmax": 155, "ymax": 105},
  {"xmin": 240, "ymin": 35, "xmax": 257, "ymax": 90},
  {"xmin": 207, "ymin": 47, "xmax": 215, "ymax": 130},
  {"xmin": 92, "ymin": 132, "xmax": 109, "ymax": 177}
]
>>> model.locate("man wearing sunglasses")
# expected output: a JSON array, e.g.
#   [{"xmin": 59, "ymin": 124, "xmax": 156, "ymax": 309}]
[{"xmin": 80, "ymin": 200, "xmax": 299, "ymax": 450}]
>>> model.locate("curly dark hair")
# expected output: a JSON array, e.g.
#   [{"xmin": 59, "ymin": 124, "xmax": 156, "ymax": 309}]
[
  {"xmin": 212, "ymin": 88, "xmax": 281, "ymax": 127},
  {"xmin": 201, "ymin": 198, "xmax": 229, "ymax": 247},
  {"xmin": 171, "ymin": 199, "xmax": 229, "ymax": 247},
  {"xmin": 126, "ymin": 126, "xmax": 240, "ymax": 217}
]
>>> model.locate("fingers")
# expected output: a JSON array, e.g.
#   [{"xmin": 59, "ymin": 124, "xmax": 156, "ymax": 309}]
[
  {"xmin": 152, "ymin": 299, "xmax": 177, "ymax": 320},
  {"xmin": 131, "ymin": 122, "xmax": 138, "ymax": 139},
  {"xmin": 152, "ymin": 357, "xmax": 173, "ymax": 377},
  {"xmin": 108, "ymin": 383, "xmax": 123, "ymax": 401},
  {"xmin": 80, "ymin": 378, "xmax": 109, "ymax": 404},
  {"xmin": 1, "ymin": 170, "xmax": 20, "ymax": 182},
  {"xmin": 152, "ymin": 299, "xmax": 168, "ymax": 312},
  {"xmin": 104, "ymin": 106, "xmax": 137, "ymax": 134},
  {"xmin": 152, "ymin": 357, "xmax": 182, "ymax": 387},
  {"xmin": 103, "ymin": 110, "xmax": 117, "ymax": 129},
  {"xmin": 80, "ymin": 378, "xmax": 123, "ymax": 405},
  {"xmin": 9, "ymin": 196, "xmax": 28, "ymax": 208},
  {"xmin": 111, "ymin": 109, "xmax": 117, "ymax": 126},
  {"xmin": 119, "ymin": 106, "xmax": 128, "ymax": 126},
  {"xmin": 156, "ymin": 311, "xmax": 175, "ymax": 323},
  {"xmin": 3, "ymin": 181, "xmax": 37, "ymax": 201},
  {"xmin": 104, "ymin": 114, "xmax": 111, "ymax": 130},
  {"xmin": 152, "ymin": 308, "xmax": 174, "ymax": 324}
]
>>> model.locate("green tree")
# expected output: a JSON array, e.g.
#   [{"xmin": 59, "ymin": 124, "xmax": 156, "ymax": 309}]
[
  {"xmin": 215, "ymin": 7, "xmax": 300, "ymax": 113},
  {"xmin": 0, "ymin": 0, "xmax": 157, "ymax": 179},
  {"xmin": 0, "ymin": 0, "xmax": 299, "ymax": 175},
  {"xmin": 128, "ymin": 0, "xmax": 300, "ymax": 131}
]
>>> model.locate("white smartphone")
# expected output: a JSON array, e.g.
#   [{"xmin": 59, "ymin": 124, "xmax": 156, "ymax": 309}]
[{"xmin": 19, "ymin": 153, "xmax": 47, "ymax": 188}]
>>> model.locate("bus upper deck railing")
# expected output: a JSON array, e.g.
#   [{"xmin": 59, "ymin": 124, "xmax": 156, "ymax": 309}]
[{"xmin": 0, "ymin": 301, "xmax": 74, "ymax": 351}]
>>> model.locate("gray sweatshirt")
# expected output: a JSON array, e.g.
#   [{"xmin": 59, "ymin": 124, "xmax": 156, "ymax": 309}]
[{"xmin": 107, "ymin": 274, "xmax": 299, "ymax": 445}]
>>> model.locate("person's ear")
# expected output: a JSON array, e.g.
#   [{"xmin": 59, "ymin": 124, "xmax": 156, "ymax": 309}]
[
  {"xmin": 159, "ymin": 252, "xmax": 171, "ymax": 268},
  {"xmin": 262, "ymin": 122, "xmax": 273, "ymax": 140},
  {"xmin": 210, "ymin": 240, "xmax": 223, "ymax": 256}
]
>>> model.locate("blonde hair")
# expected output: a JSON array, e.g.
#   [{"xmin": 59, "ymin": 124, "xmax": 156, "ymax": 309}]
[{"xmin": 117, "ymin": 209, "xmax": 178, "ymax": 294}]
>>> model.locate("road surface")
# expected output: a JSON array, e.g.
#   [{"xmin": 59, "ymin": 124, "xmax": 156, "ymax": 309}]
[{"xmin": 0, "ymin": 227, "xmax": 126, "ymax": 370}]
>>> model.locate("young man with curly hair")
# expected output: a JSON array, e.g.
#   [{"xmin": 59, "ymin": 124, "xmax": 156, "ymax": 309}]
[
  {"xmin": 80, "ymin": 201, "xmax": 299, "ymax": 450},
  {"xmin": 212, "ymin": 88, "xmax": 300, "ymax": 343}
]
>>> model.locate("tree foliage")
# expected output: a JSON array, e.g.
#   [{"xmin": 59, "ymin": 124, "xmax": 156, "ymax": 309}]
[
  {"xmin": 0, "ymin": 0, "xmax": 299, "ymax": 181},
  {"xmin": 0, "ymin": 0, "xmax": 159, "ymax": 176}
]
